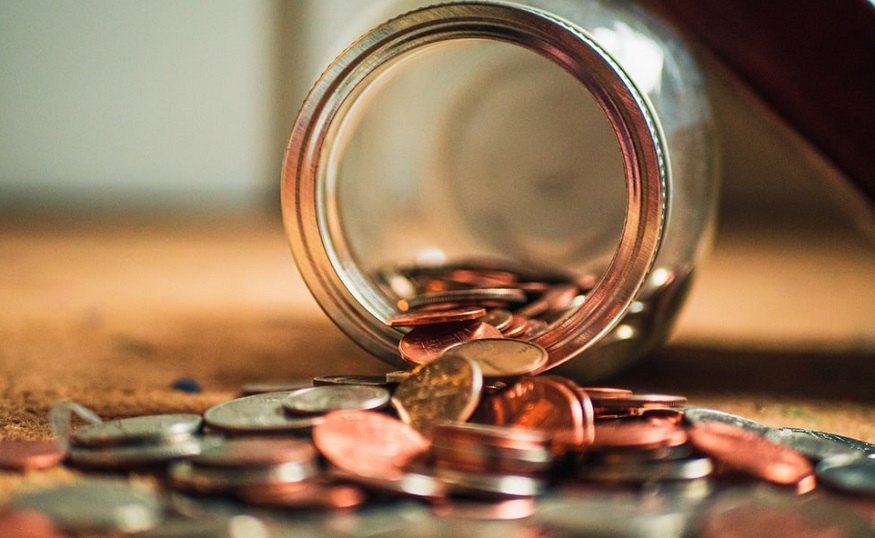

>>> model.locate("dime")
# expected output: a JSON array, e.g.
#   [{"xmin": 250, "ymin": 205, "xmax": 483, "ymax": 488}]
[
  {"xmin": 281, "ymin": 385, "xmax": 391, "ymax": 415},
  {"xmin": 312, "ymin": 410, "xmax": 430, "ymax": 482},
  {"xmin": 72, "ymin": 414, "xmax": 203, "ymax": 447},
  {"xmin": 9, "ymin": 478, "xmax": 163, "ymax": 534},
  {"xmin": 442, "ymin": 338, "xmax": 548, "ymax": 378},
  {"xmin": 387, "ymin": 306, "xmax": 487, "ymax": 327},
  {"xmin": 385, "ymin": 370, "xmax": 412, "ymax": 384},
  {"xmin": 0, "ymin": 439, "xmax": 66, "ymax": 472},
  {"xmin": 765, "ymin": 427, "xmax": 864, "ymax": 461},
  {"xmin": 687, "ymin": 422, "xmax": 814, "ymax": 486},
  {"xmin": 816, "ymin": 455, "xmax": 875, "ymax": 496},
  {"xmin": 682, "ymin": 407, "xmax": 772, "ymax": 436},
  {"xmin": 398, "ymin": 320, "xmax": 503, "ymax": 365},
  {"xmin": 203, "ymin": 392, "xmax": 323, "ymax": 433},
  {"xmin": 392, "ymin": 354, "xmax": 483, "ymax": 436},
  {"xmin": 770, "ymin": 427, "xmax": 875, "ymax": 455}
]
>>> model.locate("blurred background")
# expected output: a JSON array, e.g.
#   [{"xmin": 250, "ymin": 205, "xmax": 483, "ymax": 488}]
[{"xmin": 1, "ymin": 0, "xmax": 872, "ymax": 230}]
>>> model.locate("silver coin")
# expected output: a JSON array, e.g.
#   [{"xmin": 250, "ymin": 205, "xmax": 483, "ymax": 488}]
[
  {"xmin": 816, "ymin": 454, "xmax": 875, "ymax": 496},
  {"xmin": 169, "ymin": 459, "xmax": 319, "ymax": 494},
  {"xmin": 434, "ymin": 467, "xmax": 546, "ymax": 498},
  {"xmin": 442, "ymin": 338, "xmax": 548, "ymax": 378},
  {"xmin": 281, "ymin": 385, "xmax": 391, "ymax": 415},
  {"xmin": 682, "ymin": 407, "xmax": 772, "ymax": 436},
  {"xmin": 579, "ymin": 456, "xmax": 713, "ymax": 484},
  {"xmin": 774, "ymin": 427, "xmax": 875, "ymax": 455},
  {"xmin": 312, "ymin": 375, "xmax": 391, "ymax": 387},
  {"xmin": 203, "ymin": 392, "xmax": 323, "ymax": 433},
  {"xmin": 72, "ymin": 413, "xmax": 203, "ymax": 447},
  {"xmin": 765, "ymin": 427, "xmax": 863, "ymax": 461},
  {"xmin": 9, "ymin": 478, "xmax": 163, "ymax": 533},
  {"xmin": 239, "ymin": 380, "xmax": 313, "ymax": 396},
  {"xmin": 69, "ymin": 436, "xmax": 213, "ymax": 468},
  {"xmin": 328, "ymin": 467, "xmax": 447, "ymax": 501}
]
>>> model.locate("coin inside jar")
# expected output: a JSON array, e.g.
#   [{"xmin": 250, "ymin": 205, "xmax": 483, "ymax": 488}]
[
  {"xmin": 280, "ymin": 385, "xmax": 391, "ymax": 415},
  {"xmin": 442, "ymin": 338, "xmax": 548, "ymax": 378},
  {"xmin": 398, "ymin": 320, "xmax": 503, "ymax": 365}
]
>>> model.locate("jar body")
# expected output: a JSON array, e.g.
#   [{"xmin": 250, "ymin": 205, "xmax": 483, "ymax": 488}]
[{"xmin": 282, "ymin": 0, "xmax": 718, "ymax": 381}]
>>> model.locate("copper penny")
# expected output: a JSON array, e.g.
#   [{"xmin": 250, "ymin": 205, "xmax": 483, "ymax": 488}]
[
  {"xmin": 475, "ymin": 377, "xmax": 587, "ymax": 452},
  {"xmin": 478, "ymin": 309, "xmax": 514, "ymax": 331},
  {"xmin": 398, "ymin": 320, "xmax": 502, "ymax": 365},
  {"xmin": 0, "ymin": 509, "xmax": 66, "ymax": 538},
  {"xmin": 391, "ymin": 354, "xmax": 483, "ymax": 436},
  {"xmin": 387, "ymin": 306, "xmax": 487, "ymax": 327},
  {"xmin": 687, "ymin": 422, "xmax": 814, "ymax": 486},
  {"xmin": 0, "ymin": 439, "xmax": 66, "ymax": 472},
  {"xmin": 590, "ymin": 422, "xmax": 688, "ymax": 451},
  {"xmin": 397, "ymin": 288, "xmax": 527, "ymax": 312},
  {"xmin": 442, "ymin": 338, "xmax": 548, "ymax": 378},
  {"xmin": 578, "ymin": 387, "xmax": 634, "ymax": 399},
  {"xmin": 589, "ymin": 393, "xmax": 688, "ymax": 411},
  {"xmin": 500, "ymin": 315, "xmax": 530, "ymax": 338},
  {"xmin": 192, "ymin": 437, "xmax": 316, "ymax": 468},
  {"xmin": 238, "ymin": 480, "xmax": 366, "ymax": 510},
  {"xmin": 312, "ymin": 410, "xmax": 430, "ymax": 481}
]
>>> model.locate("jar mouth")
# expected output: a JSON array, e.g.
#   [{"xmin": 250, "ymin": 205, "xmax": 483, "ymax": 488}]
[{"xmin": 282, "ymin": 1, "xmax": 667, "ymax": 370}]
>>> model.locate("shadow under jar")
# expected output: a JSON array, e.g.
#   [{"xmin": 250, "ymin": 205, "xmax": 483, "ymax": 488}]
[{"xmin": 282, "ymin": 0, "xmax": 718, "ymax": 382}]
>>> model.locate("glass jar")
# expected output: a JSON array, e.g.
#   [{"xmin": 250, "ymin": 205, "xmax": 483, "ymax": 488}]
[{"xmin": 282, "ymin": 0, "xmax": 718, "ymax": 381}]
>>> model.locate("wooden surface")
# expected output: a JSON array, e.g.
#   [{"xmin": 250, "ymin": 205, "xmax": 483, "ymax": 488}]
[{"xmin": 0, "ymin": 209, "xmax": 873, "ymax": 501}]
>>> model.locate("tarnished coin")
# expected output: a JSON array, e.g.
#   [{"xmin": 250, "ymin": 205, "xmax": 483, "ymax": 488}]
[
  {"xmin": 387, "ymin": 306, "xmax": 487, "ymax": 327},
  {"xmin": 69, "ymin": 437, "xmax": 212, "ymax": 468},
  {"xmin": 203, "ymin": 392, "xmax": 323, "ymax": 433},
  {"xmin": 398, "ymin": 320, "xmax": 503, "ymax": 365},
  {"xmin": 192, "ymin": 437, "xmax": 317, "ymax": 468},
  {"xmin": 0, "ymin": 439, "xmax": 66, "ymax": 472},
  {"xmin": 313, "ymin": 410, "xmax": 430, "ymax": 482},
  {"xmin": 9, "ymin": 478, "xmax": 163, "ymax": 534},
  {"xmin": 688, "ymin": 422, "xmax": 814, "ymax": 487},
  {"xmin": 72, "ymin": 414, "xmax": 202, "ymax": 447},
  {"xmin": 765, "ymin": 427, "xmax": 864, "ymax": 461},
  {"xmin": 281, "ymin": 385, "xmax": 391, "ymax": 415},
  {"xmin": 312, "ymin": 375, "xmax": 392, "ymax": 387},
  {"xmin": 816, "ymin": 455, "xmax": 875, "ymax": 496},
  {"xmin": 442, "ymin": 338, "xmax": 548, "ymax": 378},
  {"xmin": 392, "ymin": 354, "xmax": 483, "ymax": 436},
  {"xmin": 683, "ymin": 407, "xmax": 772, "ymax": 437}
]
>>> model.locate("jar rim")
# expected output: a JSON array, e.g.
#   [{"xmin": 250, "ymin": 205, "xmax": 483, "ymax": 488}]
[{"xmin": 282, "ymin": 1, "xmax": 667, "ymax": 370}]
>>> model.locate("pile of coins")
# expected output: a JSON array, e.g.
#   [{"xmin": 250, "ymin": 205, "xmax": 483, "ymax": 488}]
[{"xmin": 1, "ymin": 263, "xmax": 874, "ymax": 535}]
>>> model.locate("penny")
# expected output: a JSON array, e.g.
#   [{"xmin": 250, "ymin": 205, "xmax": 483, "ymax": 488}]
[
  {"xmin": 442, "ymin": 338, "xmax": 548, "ymax": 378},
  {"xmin": 312, "ymin": 410, "xmax": 430, "ymax": 482},
  {"xmin": 816, "ymin": 455, "xmax": 875, "ymax": 496},
  {"xmin": 169, "ymin": 459, "xmax": 318, "ymax": 494},
  {"xmin": 478, "ymin": 309, "xmax": 513, "ymax": 331},
  {"xmin": 238, "ymin": 480, "xmax": 367, "ymax": 510},
  {"xmin": 590, "ymin": 394, "xmax": 688, "ymax": 411},
  {"xmin": 431, "ymin": 421, "xmax": 553, "ymax": 475},
  {"xmin": 192, "ymin": 437, "xmax": 317, "ymax": 468},
  {"xmin": 431, "ymin": 497, "xmax": 536, "ymax": 520},
  {"xmin": 397, "ymin": 288, "xmax": 527, "ymax": 312},
  {"xmin": 72, "ymin": 414, "xmax": 202, "ymax": 447},
  {"xmin": 392, "ymin": 354, "xmax": 483, "ymax": 436},
  {"xmin": 9, "ymin": 478, "xmax": 163, "ymax": 534},
  {"xmin": 281, "ymin": 385, "xmax": 391, "ymax": 414},
  {"xmin": 203, "ymin": 392, "xmax": 323, "ymax": 433},
  {"xmin": 0, "ymin": 439, "xmax": 66, "ymax": 472},
  {"xmin": 398, "ymin": 320, "xmax": 503, "ymax": 365},
  {"xmin": 578, "ymin": 387, "xmax": 634, "ymax": 399},
  {"xmin": 0, "ymin": 509, "xmax": 65, "ymax": 538},
  {"xmin": 589, "ymin": 422, "xmax": 687, "ymax": 451},
  {"xmin": 387, "ymin": 306, "xmax": 487, "ymax": 327},
  {"xmin": 687, "ymin": 422, "xmax": 814, "ymax": 486},
  {"xmin": 434, "ymin": 467, "xmax": 547, "ymax": 498},
  {"xmin": 476, "ymin": 377, "xmax": 589, "ymax": 452},
  {"xmin": 579, "ymin": 456, "xmax": 713, "ymax": 484},
  {"xmin": 514, "ymin": 283, "xmax": 579, "ymax": 318},
  {"xmin": 328, "ymin": 467, "xmax": 447, "ymax": 501},
  {"xmin": 68, "ymin": 437, "xmax": 211, "ymax": 468}
]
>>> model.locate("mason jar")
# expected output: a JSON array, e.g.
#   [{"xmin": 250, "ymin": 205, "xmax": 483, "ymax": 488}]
[{"xmin": 281, "ymin": 0, "xmax": 718, "ymax": 381}]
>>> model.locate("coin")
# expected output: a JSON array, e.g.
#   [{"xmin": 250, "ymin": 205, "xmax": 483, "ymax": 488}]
[
  {"xmin": 203, "ymin": 392, "xmax": 323, "ymax": 433},
  {"xmin": 682, "ymin": 407, "xmax": 772, "ymax": 436},
  {"xmin": 312, "ymin": 374, "xmax": 392, "ymax": 387},
  {"xmin": 281, "ymin": 385, "xmax": 391, "ymax": 414},
  {"xmin": 590, "ymin": 422, "xmax": 688, "ymax": 451},
  {"xmin": 434, "ymin": 467, "xmax": 547, "ymax": 498},
  {"xmin": 398, "ymin": 320, "xmax": 503, "ymax": 365},
  {"xmin": 0, "ymin": 509, "xmax": 65, "ymax": 538},
  {"xmin": 68, "ymin": 437, "xmax": 209, "ymax": 468},
  {"xmin": 239, "ymin": 380, "xmax": 313, "ymax": 396},
  {"xmin": 579, "ymin": 456, "xmax": 713, "ymax": 484},
  {"xmin": 816, "ymin": 455, "xmax": 875, "ymax": 496},
  {"xmin": 0, "ymin": 439, "xmax": 66, "ymax": 472},
  {"xmin": 312, "ymin": 410, "xmax": 430, "ymax": 482},
  {"xmin": 442, "ymin": 338, "xmax": 548, "ymax": 378},
  {"xmin": 72, "ymin": 414, "xmax": 203, "ymax": 447},
  {"xmin": 397, "ymin": 288, "xmax": 527, "ymax": 312},
  {"xmin": 590, "ymin": 394, "xmax": 688, "ymax": 411},
  {"xmin": 771, "ymin": 427, "xmax": 875, "ymax": 455},
  {"xmin": 765, "ymin": 427, "xmax": 864, "ymax": 461},
  {"xmin": 192, "ymin": 437, "xmax": 317, "ymax": 468},
  {"xmin": 687, "ymin": 422, "xmax": 814, "ymax": 486},
  {"xmin": 238, "ymin": 480, "xmax": 367, "ymax": 510},
  {"xmin": 392, "ymin": 354, "xmax": 483, "ymax": 436},
  {"xmin": 431, "ymin": 497, "xmax": 536, "ymax": 520},
  {"xmin": 387, "ymin": 306, "xmax": 488, "ymax": 327},
  {"xmin": 169, "ymin": 459, "xmax": 319, "ymax": 494},
  {"xmin": 478, "ymin": 309, "xmax": 513, "ymax": 331},
  {"xmin": 9, "ymin": 478, "xmax": 163, "ymax": 534}
]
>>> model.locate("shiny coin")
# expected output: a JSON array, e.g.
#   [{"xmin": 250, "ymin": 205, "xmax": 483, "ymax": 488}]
[
  {"xmin": 442, "ymin": 338, "xmax": 548, "ymax": 378},
  {"xmin": 431, "ymin": 421, "xmax": 552, "ymax": 475},
  {"xmin": 238, "ymin": 480, "xmax": 367, "ymax": 510},
  {"xmin": 9, "ymin": 478, "xmax": 163, "ymax": 534},
  {"xmin": 397, "ymin": 288, "xmax": 527, "ymax": 311},
  {"xmin": 192, "ymin": 437, "xmax": 317, "ymax": 468},
  {"xmin": 816, "ymin": 455, "xmax": 875, "ymax": 496},
  {"xmin": 169, "ymin": 459, "xmax": 318, "ymax": 494},
  {"xmin": 0, "ymin": 439, "xmax": 66, "ymax": 472},
  {"xmin": 579, "ymin": 455, "xmax": 713, "ymax": 484},
  {"xmin": 688, "ymin": 422, "xmax": 814, "ymax": 486},
  {"xmin": 281, "ymin": 385, "xmax": 391, "ymax": 415},
  {"xmin": 765, "ymin": 427, "xmax": 864, "ymax": 461},
  {"xmin": 392, "ymin": 354, "xmax": 483, "ymax": 436},
  {"xmin": 387, "ymin": 306, "xmax": 488, "ymax": 327},
  {"xmin": 590, "ymin": 393, "xmax": 688, "ymax": 411},
  {"xmin": 239, "ymin": 380, "xmax": 313, "ymax": 396},
  {"xmin": 682, "ymin": 407, "xmax": 772, "ymax": 436},
  {"xmin": 328, "ymin": 467, "xmax": 447, "ymax": 501},
  {"xmin": 771, "ymin": 427, "xmax": 875, "ymax": 455},
  {"xmin": 590, "ymin": 422, "xmax": 688, "ymax": 451},
  {"xmin": 313, "ymin": 410, "xmax": 430, "ymax": 482},
  {"xmin": 72, "ymin": 414, "xmax": 202, "ymax": 447},
  {"xmin": 203, "ymin": 392, "xmax": 323, "ymax": 433},
  {"xmin": 68, "ymin": 436, "xmax": 211, "ymax": 468},
  {"xmin": 385, "ymin": 370, "xmax": 413, "ymax": 384},
  {"xmin": 478, "ymin": 309, "xmax": 513, "ymax": 331},
  {"xmin": 431, "ymin": 497, "xmax": 536, "ymax": 520},
  {"xmin": 434, "ymin": 467, "xmax": 547, "ymax": 498},
  {"xmin": 398, "ymin": 320, "xmax": 503, "ymax": 365},
  {"xmin": 499, "ymin": 314, "xmax": 530, "ymax": 338},
  {"xmin": 514, "ymin": 283, "xmax": 579, "ymax": 318}
]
